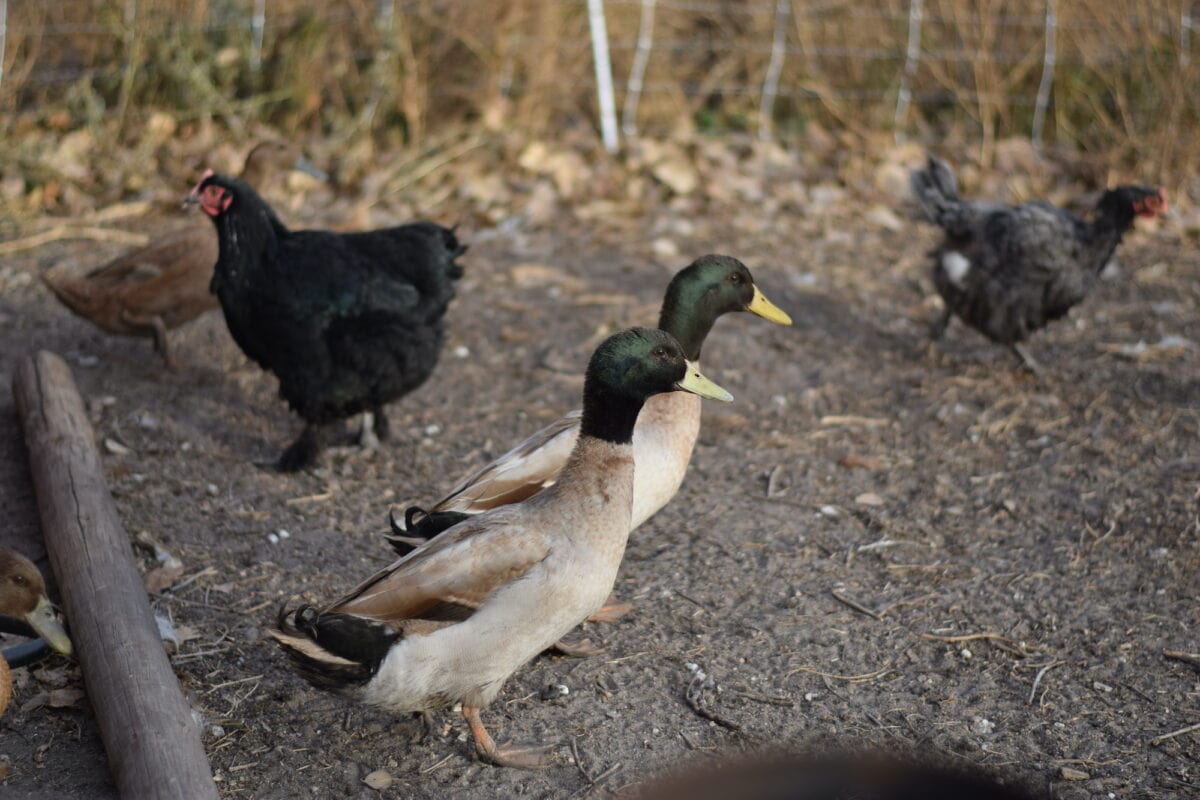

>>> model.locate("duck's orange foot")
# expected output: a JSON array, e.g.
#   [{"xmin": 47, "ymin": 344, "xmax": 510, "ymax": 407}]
[
  {"xmin": 478, "ymin": 742, "xmax": 557, "ymax": 770},
  {"xmin": 551, "ymin": 635, "xmax": 604, "ymax": 658},
  {"xmin": 587, "ymin": 601, "xmax": 634, "ymax": 623}
]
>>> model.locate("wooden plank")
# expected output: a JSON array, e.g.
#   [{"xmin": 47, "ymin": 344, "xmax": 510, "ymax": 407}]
[{"xmin": 12, "ymin": 351, "xmax": 218, "ymax": 800}]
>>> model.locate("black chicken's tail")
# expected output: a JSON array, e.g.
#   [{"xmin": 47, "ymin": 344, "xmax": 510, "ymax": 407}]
[
  {"xmin": 910, "ymin": 155, "xmax": 962, "ymax": 228},
  {"xmin": 270, "ymin": 605, "xmax": 399, "ymax": 692}
]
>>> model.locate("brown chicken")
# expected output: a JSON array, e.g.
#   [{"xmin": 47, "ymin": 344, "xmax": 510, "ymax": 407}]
[{"xmin": 41, "ymin": 142, "xmax": 326, "ymax": 368}]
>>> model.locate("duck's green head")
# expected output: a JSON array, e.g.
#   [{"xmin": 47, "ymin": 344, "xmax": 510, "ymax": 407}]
[
  {"xmin": 581, "ymin": 327, "xmax": 732, "ymax": 444},
  {"xmin": 659, "ymin": 255, "xmax": 792, "ymax": 361}
]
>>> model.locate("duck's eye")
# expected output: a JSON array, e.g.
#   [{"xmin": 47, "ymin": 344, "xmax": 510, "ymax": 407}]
[
  {"xmin": 651, "ymin": 346, "xmax": 669, "ymax": 359},
  {"xmin": 728, "ymin": 273, "xmax": 742, "ymax": 284},
  {"xmin": 11, "ymin": 574, "xmax": 26, "ymax": 586}
]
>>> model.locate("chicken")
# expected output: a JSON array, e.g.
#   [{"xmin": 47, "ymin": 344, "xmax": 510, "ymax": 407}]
[
  {"xmin": 41, "ymin": 142, "xmax": 325, "ymax": 368},
  {"xmin": 910, "ymin": 155, "xmax": 1168, "ymax": 372},
  {"xmin": 187, "ymin": 172, "xmax": 465, "ymax": 471}
]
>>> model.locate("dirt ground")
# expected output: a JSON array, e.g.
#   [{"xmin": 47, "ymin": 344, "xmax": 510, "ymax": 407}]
[{"xmin": 1, "ymin": 182, "xmax": 1198, "ymax": 799}]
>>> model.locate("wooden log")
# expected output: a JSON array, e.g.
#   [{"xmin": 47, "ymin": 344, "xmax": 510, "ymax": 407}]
[{"xmin": 12, "ymin": 351, "xmax": 218, "ymax": 800}]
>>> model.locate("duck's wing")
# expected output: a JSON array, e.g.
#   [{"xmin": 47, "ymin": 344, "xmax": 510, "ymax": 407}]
[
  {"xmin": 327, "ymin": 509, "xmax": 552, "ymax": 624},
  {"xmin": 434, "ymin": 409, "xmax": 582, "ymax": 513}
]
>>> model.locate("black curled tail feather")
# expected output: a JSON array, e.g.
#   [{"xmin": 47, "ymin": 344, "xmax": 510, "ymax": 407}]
[
  {"xmin": 910, "ymin": 155, "xmax": 961, "ymax": 227},
  {"xmin": 271, "ymin": 604, "xmax": 399, "ymax": 691},
  {"xmin": 384, "ymin": 505, "xmax": 473, "ymax": 556}
]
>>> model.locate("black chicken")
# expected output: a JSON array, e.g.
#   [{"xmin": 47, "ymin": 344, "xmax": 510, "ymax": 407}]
[
  {"xmin": 911, "ymin": 155, "xmax": 1167, "ymax": 372},
  {"xmin": 187, "ymin": 171, "xmax": 465, "ymax": 471}
]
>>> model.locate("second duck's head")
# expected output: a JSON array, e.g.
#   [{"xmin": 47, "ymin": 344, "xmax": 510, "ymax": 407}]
[
  {"xmin": 659, "ymin": 255, "xmax": 793, "ymax": 361},
  {"xmin": 581, "ymin": 327, "xmax": 732, "ymax": 444}
]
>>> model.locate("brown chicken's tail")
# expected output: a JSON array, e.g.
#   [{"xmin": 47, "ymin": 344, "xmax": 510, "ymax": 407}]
[{"xmin": 41, "ymin": 267, "xmax": 103, "ymax": 319}]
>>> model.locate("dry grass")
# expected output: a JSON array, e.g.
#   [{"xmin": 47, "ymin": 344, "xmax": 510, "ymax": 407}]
[{"xmin": 1, "ymin": 0, "xmax": 1197, "ymax": 176}]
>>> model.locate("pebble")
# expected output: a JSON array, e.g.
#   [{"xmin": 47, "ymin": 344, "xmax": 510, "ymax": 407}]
[
  {"xmin": 362, "ymin": 770, "xmax": 392, "ymax": 790},
  {"xmin": 453, "ymin": 345, "xmax": 470, "ymax": 359},
  {"xmin": 206, "ymin": 483, "xmax": 219, "ymax": 496}
]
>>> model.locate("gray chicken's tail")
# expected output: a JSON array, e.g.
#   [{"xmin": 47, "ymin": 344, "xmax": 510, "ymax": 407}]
[{"xmin": 910, "ymin": 155, "xmax": 961, "ymax": 227}]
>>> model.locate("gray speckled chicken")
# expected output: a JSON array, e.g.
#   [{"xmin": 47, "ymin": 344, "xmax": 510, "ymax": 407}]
[{"xmin": 911, "ymin": 155, "xmax": 1167, "ymax": 371}]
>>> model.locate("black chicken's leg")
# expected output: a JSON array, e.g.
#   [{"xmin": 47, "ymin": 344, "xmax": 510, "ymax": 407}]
[
  {"xmin": 372, "ymin": 407, "xmax": 391, "ymax": 442},
  {"xmin": 929, "ymin": 307, "xmax": 953, "ymax": 341},
  {"xmin": 278, "ymin": 424, "xmax": 324, "ymax": 472}
]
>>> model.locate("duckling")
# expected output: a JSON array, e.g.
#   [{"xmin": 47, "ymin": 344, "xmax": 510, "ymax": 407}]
[
  {"xmin": 388, "ymin": 255, "xmax": 791, "ymax": 555},
  {"xmin": 0, "ymin": 548, "xmax": 73, "ymax": 718},
  {"xmin": 272, "ymin": 327, "xmax": 733, "ymax": 769},
  {"xmin": 41, "ymin": 142, "xmax": 326, "ymax": 368}
]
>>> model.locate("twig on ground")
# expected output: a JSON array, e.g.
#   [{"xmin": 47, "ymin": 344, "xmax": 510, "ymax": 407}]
[
  {"xmin": 0, "ymin": 225, "xmax": 149, "ymax": 256},
  {"xmin": 785, "ymin": 665, "xmax": 890, "ymax": 683},
  {"xmin": 685, "ymin": 672, "xmax": 742, "ymax": 733},
  {"xmin": 1028, "ymin": 660, "xmax": 1063, "ymax": 705},
  {"xmin": 1163, "ymin": 650, "xmax": 1200, "ymax": 668},
  {"xmin": 831, "ymin": 587, "xmax": 881, "ymax": 620},
  {"xmin": 1149, "ymin": 721, "xmax": 1200, "ymax": 746}
]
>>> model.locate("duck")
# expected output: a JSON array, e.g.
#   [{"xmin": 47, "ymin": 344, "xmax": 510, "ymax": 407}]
[
  {"xmin": 41, "ymin": 141, "xmax": 326, "ymax": 368},
  {"xmin": 272, "ymin": 327, "xmax": 733, "ymax": 768},
  {"xmin": 388, "ymin": 254, "xmax": 791, "ymax": 556},
  {"xmin": 0, "ymin": 548, "xmax": 73, "ymax": 718}
]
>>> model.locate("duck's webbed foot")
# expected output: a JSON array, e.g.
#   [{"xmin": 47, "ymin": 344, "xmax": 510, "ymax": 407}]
[
  {"xmin": 463, "ymin": 705, "xmax": 556, "ymax": 770},
  {"xmin": 550, "ymin": 635, "xmax": 604, "ymax": 658},
  {"xmin": 587, "ymin": 598, "xmax": 634, "ymax": 623}
]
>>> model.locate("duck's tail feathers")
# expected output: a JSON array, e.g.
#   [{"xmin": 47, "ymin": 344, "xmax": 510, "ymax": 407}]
[
  {"xmin": 270, "ymin": 605, "xmax": 399, "ymax": 691},
  {"xmin": 383, "ymin": 505, "xmax": 471, "ymax": 556},
  {"xmin": 910, "ymin": 155, "xmax": 962, "ymax": 227}
]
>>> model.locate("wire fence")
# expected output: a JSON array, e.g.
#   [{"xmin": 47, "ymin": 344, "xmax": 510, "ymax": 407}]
[{"xmin": 1, "ymin": 0, "xmax": 1197, "ymax": 171}]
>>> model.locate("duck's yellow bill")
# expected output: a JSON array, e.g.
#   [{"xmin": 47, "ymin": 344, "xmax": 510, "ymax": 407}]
[
  {"xmin": 26, "ymin": 595, "xmax": 72, "ymax": 655},
  {"xmin": 677, "ymin": 361, "xmax": 734, "ymax": 402},
  {"xmin": 747, "ymin": 286, "xmax": 793, "ymax": 325}
]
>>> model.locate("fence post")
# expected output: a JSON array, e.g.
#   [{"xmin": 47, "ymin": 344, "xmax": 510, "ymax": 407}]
[
  {"xmin": 758, "ymin": 0, "xmax": 790, "ymax": 141},
  {"xmin": 250, "ymin": 0, "xmax": 267, "ymax": 71},
  {"xmin": 0, "ymin": 0, "xmax": 7, "ymax": 92},
  {"xmin": 1031, "ymin": 0, "xmax": 1056, "ymax": 146},
  {"xmin": 894, "ymin": 0, "xmax": 923, "ymax": 142},
  {"xmin": 587, "ymin": 0, "xmax": 620, "ymax": 153},
  {"xmin": 622, "ymin": 0, "xmax": 657, "ymax": 139},
  {"xmin": 1183, "ymin": 3, "xmax": 1193, "ymax": 66}
]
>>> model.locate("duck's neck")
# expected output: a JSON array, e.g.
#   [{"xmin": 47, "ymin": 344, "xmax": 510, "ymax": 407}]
[
  {"xmin": 578, "ymin": 383, "xmax": 646, "ymax": 445},
  {"xmin": 658, "ymin": 304, "xmax": 714, "ymax": 362}
]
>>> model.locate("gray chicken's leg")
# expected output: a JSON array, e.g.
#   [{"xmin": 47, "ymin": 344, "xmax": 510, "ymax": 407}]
[
  {"xmin": 929, "ymin": 307, "xmax": 953, "ymax": 341},
  {"xmin": 1011, "ymin": 344, "xmax": 1043, "ymax": 376}
]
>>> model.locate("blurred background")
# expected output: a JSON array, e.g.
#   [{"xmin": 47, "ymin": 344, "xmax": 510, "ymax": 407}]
[{"xmin": 1, "ymin": 1, "xmax": 1197, "ymax": 221}]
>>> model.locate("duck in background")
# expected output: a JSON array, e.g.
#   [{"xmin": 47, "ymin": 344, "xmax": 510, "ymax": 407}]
[
  {"xmin": 0, "ymin": 548, "xmax": 73, "ymax": 718},
  {"xmin": 271, "ymin": 328, "xmax": 732, "ymax": 768},
  {"xmin": 41, "ymin": 142, "xmax": 326, "ymax": 369}
]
